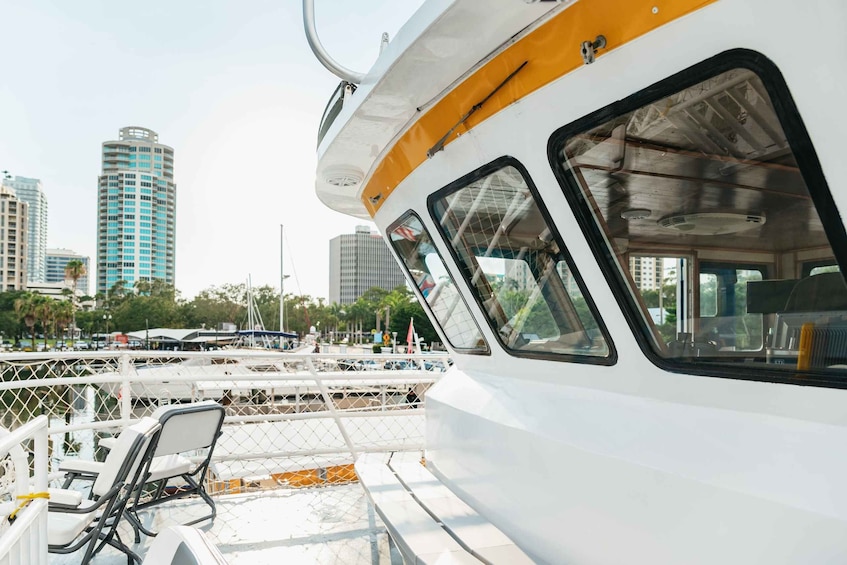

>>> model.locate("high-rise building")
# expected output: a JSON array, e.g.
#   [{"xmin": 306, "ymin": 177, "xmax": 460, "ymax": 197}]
[
  {"xmin": 1, "ymin": 176, "xmax": 47, "ymax": 283},
  {"xmin": 0, "ymin": 186, "xmax": 28, "ymax": 291},
  {"xmin": 329, "ymin": 225, "xmax": 406, "ymax": 304},
  {"xmin": 96, "ymin": 126, "xmax": 176, "ymax": 296},
  {"xmin": 46, "ymin": 249, "xmax": 90, "ymax": 296},
  {"xmin": 629, "ymin": 256, "xmax": 665, "ymax": 291}
]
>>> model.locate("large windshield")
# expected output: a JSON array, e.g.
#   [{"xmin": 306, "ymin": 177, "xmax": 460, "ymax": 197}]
[
  {"xmin": 554, "ymin": 61, "xmax": 847, "ymax": 379},
  {"xmin": 430, "ymin": 162, "xmax": 612, "ymax": 360}
]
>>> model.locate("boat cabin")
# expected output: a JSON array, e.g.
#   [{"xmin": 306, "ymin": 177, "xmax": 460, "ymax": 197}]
[{"xmin": 312, "ymin": 0, "xmax": 847, "ymax": 561}]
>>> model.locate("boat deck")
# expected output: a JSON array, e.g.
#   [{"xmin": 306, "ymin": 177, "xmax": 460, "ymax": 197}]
[{"xmin": 48, "ymin": 483, "xmax": 396, "ymax": 564}]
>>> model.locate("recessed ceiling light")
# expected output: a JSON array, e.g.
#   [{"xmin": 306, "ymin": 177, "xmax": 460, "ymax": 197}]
[
  {"xmin": 323, "ymin": 165, "xmax": 364, "ymax": 187},
  {"xmin": 658, "ymin": 212, "xmax": 766, "ymax": 235},
  {"xmin": 621, "ymin": 208, "xmax": 651, "ymax": 220}
]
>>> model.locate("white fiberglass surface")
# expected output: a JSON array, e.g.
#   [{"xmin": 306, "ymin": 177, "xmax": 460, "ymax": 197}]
[
  {"xmin": 426, "ymin": 369, "xmax": 847, "ymax": 563},
  {"xmin": 48, "ymin": 485, "xmax": 394, "ymax": 564}
]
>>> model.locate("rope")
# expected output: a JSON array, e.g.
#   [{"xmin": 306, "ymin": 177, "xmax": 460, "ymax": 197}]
[{"xmin": 8, "ymin": 492, "xmax": 49, "ymax": 523}]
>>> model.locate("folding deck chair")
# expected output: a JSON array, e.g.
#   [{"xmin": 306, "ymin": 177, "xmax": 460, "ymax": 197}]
[
  {"xmin": 60, "ymin": 401, "xmax": 226, "ymax": 541},
  {"xmin": 48, "ymin": 416, "xmax": 161, "ymax": 565}
]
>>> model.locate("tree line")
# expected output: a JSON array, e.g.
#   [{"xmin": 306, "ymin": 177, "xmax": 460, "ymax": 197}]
[{"xmin": 0, "ymin": 279, "xmax": 439, "ymax": 349}]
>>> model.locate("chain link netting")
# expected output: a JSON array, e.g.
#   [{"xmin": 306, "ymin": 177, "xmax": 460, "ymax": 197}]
[{"xmin": 0, "ymin": 351, "xmax": 445, "ymax": 501}]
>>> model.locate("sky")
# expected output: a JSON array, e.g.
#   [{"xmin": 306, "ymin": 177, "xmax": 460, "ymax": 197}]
[{"xmin": 0, "ymin": 0, "xmax": 425, "ymax": 300}]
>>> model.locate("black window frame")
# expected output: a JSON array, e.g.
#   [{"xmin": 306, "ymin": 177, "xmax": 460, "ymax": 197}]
[
  {"xmin": 549, "ymin": 48, "xmax": 847, "ymax": 388},
  {"xmin": 427, "ymin": 155, "xmax": 617, "ymax": 366},
  {"xmin": 386, "ymin": 210, "xmax": 490, "ymax": 355}
]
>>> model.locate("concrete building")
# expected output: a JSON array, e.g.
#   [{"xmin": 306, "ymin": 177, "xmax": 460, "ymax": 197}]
[
  {"xmin": 26, "ymin": 281, "xmax": 94, "ymax": 311},
  {"xmin": 96, "ymin": 126, "xmax": 176, "ymax": 296},
  {"xmin": 46, "ymin": 248, "xmax": 90, "ymax": 296},
  {"xmin": 329, "ymin": 225, "xmax": 406, "ymax": 304},
  {"xmin": 1, "ymin": 176, "xmax": 47, "ymax": 283},
  {"xmin": 629, "ymin": 256, "xmax": 664, "ymax": 291},
  {"xmin": 0, "ymin": 186, "xmax": 28, "ymax": 291}
]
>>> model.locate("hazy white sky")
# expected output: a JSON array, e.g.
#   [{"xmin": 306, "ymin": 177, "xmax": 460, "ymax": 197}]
[{"xmin": 0, "ymin": 0, "xmax": 424, "ymax": 300}]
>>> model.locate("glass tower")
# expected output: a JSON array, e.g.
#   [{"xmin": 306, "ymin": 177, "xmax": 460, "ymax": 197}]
[
  {"xmin": 2, "ymin": 176, "xmax": 47, "ymax": 283},
  {"xmin": 96, "ymin": 127, "xmax": 176, "ymax": 296}
]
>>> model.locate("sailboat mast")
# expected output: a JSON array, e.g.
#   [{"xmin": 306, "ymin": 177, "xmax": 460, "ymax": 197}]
[
  {"xmin": 280, "ymin": 224, "xmax": 285, "ymax": 333},
  {"xmin": 247, "ymin": 275, "xmax": 254, "ymax": 347}
]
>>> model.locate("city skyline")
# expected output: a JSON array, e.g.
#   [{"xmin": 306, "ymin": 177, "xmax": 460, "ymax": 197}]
[{"xmin": 0, "ymin": 0, "xmax": 425, "ymax": 300}]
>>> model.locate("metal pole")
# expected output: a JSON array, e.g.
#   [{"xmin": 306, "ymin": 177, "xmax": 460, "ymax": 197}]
[
  {"xmin": 302, "ymin": 0, "xmax": 366, "ymax": 84},
  {"xmin": 279, "ymin": 224, "xmax": 285, "ymax": 332}
]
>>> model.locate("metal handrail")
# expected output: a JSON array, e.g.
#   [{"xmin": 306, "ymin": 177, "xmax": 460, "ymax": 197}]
[{"xmin": 302, "ymin": 0, "xmax": 367, "ymax": 84}]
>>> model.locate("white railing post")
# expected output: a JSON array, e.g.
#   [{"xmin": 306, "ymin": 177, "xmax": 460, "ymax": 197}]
[
  {"xmin": 315, "ymin": 375, "xmax": 358, "ymax": 460},
  {"xmin": 0, "ymin": 415, "xmax": 49, "ymax": 565},
  {"xmin": 119, "ymin": 353, "xmax": 132, "ymax": 422}
]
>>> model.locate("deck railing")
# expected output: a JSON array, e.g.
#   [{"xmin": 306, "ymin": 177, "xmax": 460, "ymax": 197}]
[
  {"xmin": 0, "ymin": 350, "xmax": 446, "ymax": 494},
  {"xmin": 0, "ymin": 415, "xmax": 49, "ymax": 565}
]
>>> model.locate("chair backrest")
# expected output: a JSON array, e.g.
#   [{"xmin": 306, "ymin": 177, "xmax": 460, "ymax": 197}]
[
  {"xmin": 92, "ymin": 417, "xmax": 160, "ymax": 498},
  {"xmin": 784, "ymin": 272, "xmax": 847, "ymax": 312},
  {"xmin": 152, "ymin": 401, "xmax": 225, "ymax": 457}
]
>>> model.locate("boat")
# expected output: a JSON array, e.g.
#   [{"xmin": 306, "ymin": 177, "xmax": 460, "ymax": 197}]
[{"xmin": 309, "ymin": 0, "xmax": 847, "ymax": 561}]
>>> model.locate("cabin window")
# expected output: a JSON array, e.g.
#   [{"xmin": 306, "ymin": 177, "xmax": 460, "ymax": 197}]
[
  {"xmin": 429, "ymin": 159, "xmax": 613, "ymax": 362},
  {"xmin": 552, "ymin": 51, "xmax": 847, "ymax": 383},
  {"xmin": 388, "ymin": 213, "xmax": 489, "ymax": 353}
]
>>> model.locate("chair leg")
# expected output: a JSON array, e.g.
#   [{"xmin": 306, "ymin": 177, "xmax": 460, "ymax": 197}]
[
  {"xmin": 124, "ymin": 506, "xmax": 145, "ymax": 544},
  {"xmin": 61, "ymin": 471, "xmax": 78, "ymax": 489},
  {"xmin": 126, "ymin": 508, "xmax": 159, "ymax": 540}
]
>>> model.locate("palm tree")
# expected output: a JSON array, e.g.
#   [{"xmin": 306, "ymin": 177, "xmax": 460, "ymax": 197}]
[
  {"xmin": 53, "ymin": 300, "xmax": 74, "ymax": 347},
  {"xmin": 14, "ymin": 292, "xmax": 39, "ymax": 349},
  {"xmin": 64, "ymin": 259, "xmax": 86, "ymax": 342},
  {"xmin": 34, "ymin": 296, "xmax": 54, "ymax": 350},
  {"xmin": 134, "ymin": 278, "xmax": 151, "ymax": 295}
]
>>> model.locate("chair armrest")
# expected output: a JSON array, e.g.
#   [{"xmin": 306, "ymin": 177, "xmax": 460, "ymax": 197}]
[
  {"xmin": 48, "ymin": 484, "xmax": 120, "ymax": 514},
  {"xmin": 98, "ymin": 437, "xmax": 117, "ymax": 450},
  {"xmin": 59, "ymin": 459, "xmax": 105, "ymax": 476},
  {"xmin": 48, "ymin": 488, "xmax": 83, "ymax": 508}
]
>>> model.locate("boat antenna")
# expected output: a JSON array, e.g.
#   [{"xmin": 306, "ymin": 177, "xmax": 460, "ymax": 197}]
[{"xmin": 302, "ymin": 0, "xmax": 367, "ymax": 85}]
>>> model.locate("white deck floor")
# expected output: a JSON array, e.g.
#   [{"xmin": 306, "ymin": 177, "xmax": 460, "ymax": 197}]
[{"xmin": 48, "ymin": 484, "xmax": 397, "ymax": 564}]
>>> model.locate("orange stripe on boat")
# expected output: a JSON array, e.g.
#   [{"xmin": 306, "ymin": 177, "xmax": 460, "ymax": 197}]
[{"xmin": 361, "ymin": 0, "xmax": 717, "ymax": 216}]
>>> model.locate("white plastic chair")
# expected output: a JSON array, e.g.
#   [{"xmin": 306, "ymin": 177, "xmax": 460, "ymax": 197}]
[
  {"xmin": 60, "ymin": 401, "xmax": 226, "ymax": 541},
  {"xmin": 48, "ymin": 417, "xmax": 161, "ymax": 565}
]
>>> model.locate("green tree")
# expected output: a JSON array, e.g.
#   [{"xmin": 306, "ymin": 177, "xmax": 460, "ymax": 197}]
[
  {"xmin": 64, "ymin": 259, "xmax": 86, "ymax": 339},
  {"xmin": 106, "ymin": 280, "xmax": 129, "ymax": 309},
  {"xmin": 14, "ymin": 292, "xmax": 38, "ymax": 347},
  {"xmin": 182, "ymin": 284, "xmax": 245, "ymax": 329},
  {"xmin": 112, "ymin": 282, "xmax": 182, "ymax": 332},
  {"xmin": 0, "ymin": 290, "xmax": 27, "ymax": 341},
  {"xmin": 35, "ymin": 296, "xmax": 55, "ymax": 349},
  {"xmin": 387, "ymin": 298, "xmax": 437, "ymax": 348},
  {"xmin": 53, "ymin": 299, "xmax": 74, "ymax": 345}
]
